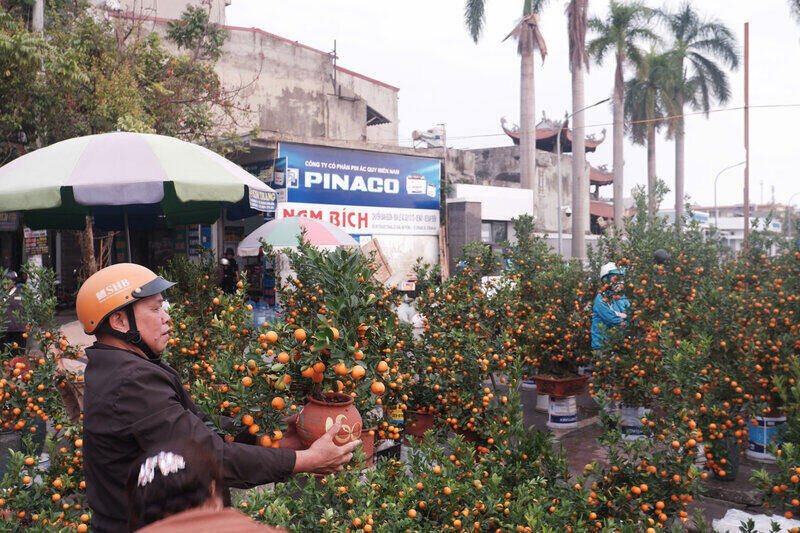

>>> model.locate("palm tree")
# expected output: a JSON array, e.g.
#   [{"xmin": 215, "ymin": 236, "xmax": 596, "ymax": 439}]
[
  {"xmin": 588, "ymin": 1, "xmax": 657, "ymax": 230},
  {"xmin": 465, "ymin": 0, "xmax": 548, "ymax": 202},
  {"xmin": 791, "ymin": 0, "xmax": 800, "ymax": 23},
  {"xmin": 660, "ymin": 4, "xmax": 739, "ymax": 226},
  {"xmin": 567, "ymin": 0, "xmax": 589, "ymax": 261},
  {"xmin": 624, "ymin": 50, "xmax": 679, "ymax": 218}
]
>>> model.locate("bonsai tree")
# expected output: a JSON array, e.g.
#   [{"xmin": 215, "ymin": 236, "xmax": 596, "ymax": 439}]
[
  {"xmin": 589, "ymin": 183, "xmax": 724, "ymax": 408},
  {"xmin": 496, "ymin": 215, "xmax": 592, "ymax": 380},
  {"xmin": 414, "ymin": 242, "xmax": 515, "ymax": 442},
  {"xmin": 274, "ymin": 239, "xmax": 413, "ymax": 431}
]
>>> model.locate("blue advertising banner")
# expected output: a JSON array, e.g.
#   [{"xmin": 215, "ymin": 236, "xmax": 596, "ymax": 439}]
[
  {"xmin": 276, "ymin": 142, "xmax": 441, "ymax": 235},
  {"xmin": 243, "ymin": 158, "xmax": 287, "ymax": 188},
  {"xmin": 279, "ymin": 142, "xmax": 441, "ymax": 210}
]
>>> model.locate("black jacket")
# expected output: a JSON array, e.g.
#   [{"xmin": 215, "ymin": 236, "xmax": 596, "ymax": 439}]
[{"xmin": 83, "ymin": 343, "xmax": 296, "ymax": 532}]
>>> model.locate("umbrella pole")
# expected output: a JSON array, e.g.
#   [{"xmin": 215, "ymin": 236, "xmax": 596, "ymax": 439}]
[
  {"xmin": 217, "ymin": 207, "xmax": 226, "ymax": 259},
  {"xmin": 124, "ymin": 209, "xmax": 132, "ymax": 262}
]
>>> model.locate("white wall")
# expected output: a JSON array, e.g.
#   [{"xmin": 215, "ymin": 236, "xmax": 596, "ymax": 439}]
[{"xmin": 449, "ymin": 183, "xmax": 533, "ymax": 222}]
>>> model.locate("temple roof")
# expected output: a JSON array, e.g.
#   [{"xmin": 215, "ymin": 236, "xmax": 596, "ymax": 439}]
[
  {"xmin": 590, "ymin": 165, "xmax": 613, "ymax": 186},
  {"xmin": 590, "ymin": 200, "xmax": 614, "ymax": 219},
  {"xmin": 501, "ymin": 113, "xmax": 606, "ymax": 153}
]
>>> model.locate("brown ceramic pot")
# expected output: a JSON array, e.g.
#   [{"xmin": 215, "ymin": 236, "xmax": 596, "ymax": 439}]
[
  {"xmin": 531, "ymin": 374, "xmax": 590, "ymax": 399},
  {"xmin": 360, "ymin": 427, "xmax": 376, "ymax": 466},
  {"xmin": 405, "ymin": 410, "xmax": 435, "ymax": 439},
  {"xmin": 453, "ymin": 427, "xmax": 480, "ymax": 444},
  {"xmin": 295, "ymin": 392, "xmax": 363, "ymax": 448}
]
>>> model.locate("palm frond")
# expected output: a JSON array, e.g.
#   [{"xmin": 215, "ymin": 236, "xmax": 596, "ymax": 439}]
[
  {"xmin": 791, "ymin": 0, "xmax": 800, "ymax": 22},
  {"xmin": 659, "ymin": 3, "xmax": 739, "ymax": 116},
  {"xmin": 505, "ymin": 14, "xmax": 547, "ymax": 61},
  {"xmin": 529, "ymin": 0, "xmax": 551, "ymax": 15},
  {"xmin": 588, "ymin": 0, "xmax": 656, "ymax": 73},
  {"xmin": 624, "ymin": 50, "xmax": 680, "ymax": 141},
  {"xmin": 587, "ymin": 20, "xmax": 612, "ymax": 65},
  {"xmin": 464, "ymin": 0, "xmax": 487, "ymax": 43},
  {"xmin": 687, "ymin": 51, "xmax": 731, "ymax": 105},
  {"xmin": 691, "ymin": 33, "xmax": 739, "ymax": 69}
]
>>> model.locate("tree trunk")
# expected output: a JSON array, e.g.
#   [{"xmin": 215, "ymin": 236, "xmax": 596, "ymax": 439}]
[
  {"xmin": 647, "ymin": 123, "xmax": 657, "ymax": 218},
  {"xmin": 613, "ymin": 54, "xmax": 624, "ymax": 229},
  {"xmin": 674, "ymin": 99, "xmax": 685, "ymax": 227},
  {"xmin": 77, "ymin": 216, "xmax": 97, "ymax": 281},
  {"xmin": 570, "ymin": 58, "xmax": 587, "ymax": 261},
  {"xmin": 32, "ymin": 0, "xmax": 44, "ymax": 32},
  {"xmin": 519, "ymin": 45, "xmax": 537, "ymax": 206}
]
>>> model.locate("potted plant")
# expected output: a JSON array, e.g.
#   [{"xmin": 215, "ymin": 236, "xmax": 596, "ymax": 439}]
[
  {"xmin": 497, "ymin": 217, "xmax": 591, "ymax": 427},
  {"xmin": 412, "ymin": 242, "xmax": 514, "ymax": 444},
  {"xmin": 274, "ymin": 239, "xmax": 414, "ymax": 463}
]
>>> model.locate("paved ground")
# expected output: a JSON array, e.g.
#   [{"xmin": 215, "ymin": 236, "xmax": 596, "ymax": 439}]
[{"xmin": 519, "ymin": 385, "xmax": 786, "ymax": 531}]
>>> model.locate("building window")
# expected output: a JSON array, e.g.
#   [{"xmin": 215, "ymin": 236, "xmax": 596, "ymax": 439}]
[{"xmin": 481, "ymin": 221, "xmax": 507, "ymax": 244}]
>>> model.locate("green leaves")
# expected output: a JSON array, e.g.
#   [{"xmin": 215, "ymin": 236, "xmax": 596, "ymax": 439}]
[{"xmin": 0, "ymin": 1, "xmax": 243, "ymax": 162}]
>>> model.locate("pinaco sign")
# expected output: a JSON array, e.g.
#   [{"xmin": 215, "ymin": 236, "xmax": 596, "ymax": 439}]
[{"xmin": 273, "ymin": 142, "xmax": 441, "ymax": 236}]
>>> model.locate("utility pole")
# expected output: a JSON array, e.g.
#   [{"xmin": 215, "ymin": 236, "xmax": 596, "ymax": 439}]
[
  {"xmin": 439, "ymin": 123, "xmax": 450, "ymax": 279},
  {"xmin": 743, "ymin": 22, "xmax": 751, "ymax": 247}
]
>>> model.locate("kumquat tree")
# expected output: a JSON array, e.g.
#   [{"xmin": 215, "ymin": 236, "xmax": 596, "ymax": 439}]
[{"xmin": 6, "ymin": 188, "xmax": 800, "ymax": 532}]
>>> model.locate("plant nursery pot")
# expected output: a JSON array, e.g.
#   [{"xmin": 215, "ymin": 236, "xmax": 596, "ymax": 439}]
[
  {"xmin": 405, "ymin": 410, "xmax": 435, "ymax": 439},
  {"xmin": 295, "ymin": 392, "xmax": 363, "ymax": 449},
  {"xmin": 532, "ymin": 375, "xmax": 590, "ymax": 399},
  {"xmin": 747, "ymin": 415, "xmax": 786, "ymax": 463}
]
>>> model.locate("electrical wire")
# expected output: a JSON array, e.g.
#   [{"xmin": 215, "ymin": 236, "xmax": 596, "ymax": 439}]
[
  {"xmin": 254, "ymin": 101, "xmax": 800, "ymax": 147},
  {"xmin": 434, "ymin": 102, "xmax": 800, "ymax": 143}
]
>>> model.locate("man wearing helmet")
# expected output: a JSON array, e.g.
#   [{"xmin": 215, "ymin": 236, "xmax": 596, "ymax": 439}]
[
  {"xmin": 77, "ymin": 264, "xmax": 360, "ymax": 532},
  {"xmin": 591, "ymin": 262, "xmax": 631, "ymax": 354}
]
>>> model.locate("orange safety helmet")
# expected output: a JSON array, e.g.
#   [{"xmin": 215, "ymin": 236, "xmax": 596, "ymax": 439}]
[{"xmin": 76, "ymin": 263, "xmax": 175, "ymax": 335}]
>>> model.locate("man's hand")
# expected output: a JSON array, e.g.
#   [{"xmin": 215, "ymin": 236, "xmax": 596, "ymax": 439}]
[{"xmin": 292, "ymin": 419, "xmax": 361, "ymax": 475}]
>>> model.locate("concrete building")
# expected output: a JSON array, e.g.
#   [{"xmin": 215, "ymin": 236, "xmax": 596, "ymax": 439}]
[
  {"xmin": 95, "ymin": 0, "xmax": 399, "ymax": 144},
  {"xmin": 93, "ymin": 0, "xmax": 230, "ymax": 24},
  {"xmin": 693, "ymin": 203, "xmax": 799, "ymax": 236},
  {"xmin": 712, "ymin": 216, "xmax": 782, "ymax": 254},
  {"xmin": 77, "ymin": 0, "xmax": 440, "ymax": 290}
]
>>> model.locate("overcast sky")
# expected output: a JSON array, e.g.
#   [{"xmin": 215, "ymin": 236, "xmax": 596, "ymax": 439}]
[{"xmin": 226, "ymin": 0, "xmax": 800, "ymax": 211}]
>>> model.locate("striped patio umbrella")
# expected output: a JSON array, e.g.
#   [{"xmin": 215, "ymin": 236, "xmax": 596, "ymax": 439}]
[
  {"xmin": 237, "ymin": 217, "xmax": 359, "ymax": 256},
  {"xmin": 0, "ymin": 132, "xmax": 276, "ymax": 232}
]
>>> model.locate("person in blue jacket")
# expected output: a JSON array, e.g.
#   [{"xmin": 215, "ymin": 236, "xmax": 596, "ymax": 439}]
[{"xmin": 591, "ymin": 262, "xmax": 630, "ymax": 352}]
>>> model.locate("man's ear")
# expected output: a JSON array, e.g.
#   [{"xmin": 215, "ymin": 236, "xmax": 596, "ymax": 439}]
[{"xmin": 107, "ymin": 309, "xmax": 130, "ymax": 333}]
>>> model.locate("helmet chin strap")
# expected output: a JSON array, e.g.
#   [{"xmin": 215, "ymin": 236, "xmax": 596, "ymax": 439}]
[{"xmin": 104, "ymin": 306, "xmax": 159, "ymax": 361}]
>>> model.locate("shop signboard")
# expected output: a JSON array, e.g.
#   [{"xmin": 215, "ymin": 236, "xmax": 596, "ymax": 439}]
[
  {"xmin": 248, "ymin": 188, "xmax": 277, "ymax": 212},
  {"xmin": 23, "ymin": 227, "xmax": 48, "ymax": 255},
  {"xmin": 276, "ymin": 142, "xmax": 441, "ymax": 235},
  {"xmin": 0, "ymin": 212, "xmax": 19, "ymax": 231}
]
